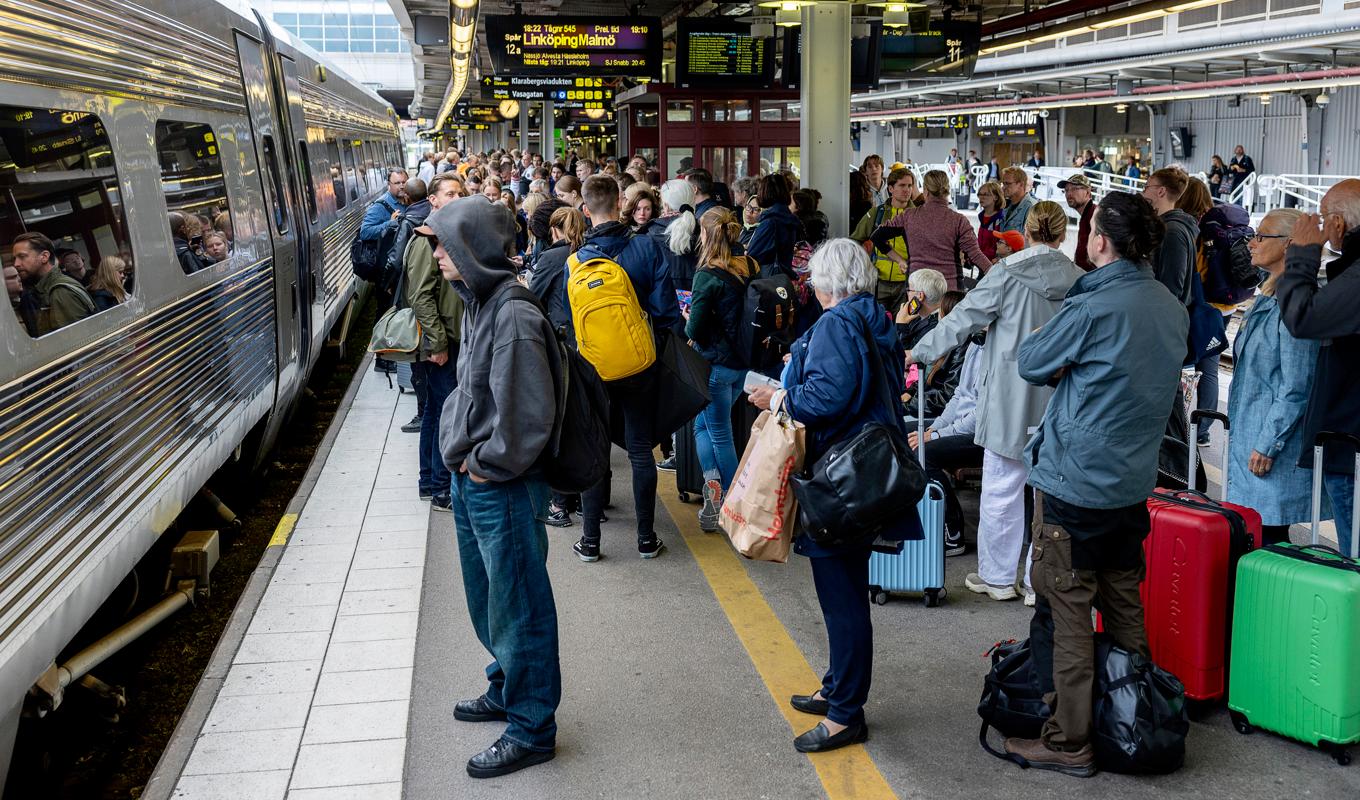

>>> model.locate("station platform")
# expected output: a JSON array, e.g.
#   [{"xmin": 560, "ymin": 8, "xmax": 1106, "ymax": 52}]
[{"xmin": 147, "ymin": 360, "xmax": 1356, "ymax": 800}]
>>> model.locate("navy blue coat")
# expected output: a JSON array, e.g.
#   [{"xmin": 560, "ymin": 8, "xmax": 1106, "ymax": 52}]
[
  {"xmin": 746, "ymin": 205, "xmax": 801, "ymax": 278},
  {"xmin": 579, "ymin": 221, "xmax": 681, "ymax": 332},
  {"xmin": 782, "ymin": 292, "xmax": 923, "ymax": 556}
]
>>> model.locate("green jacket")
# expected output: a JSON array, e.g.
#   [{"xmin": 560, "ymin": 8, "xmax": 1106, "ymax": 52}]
[
  {"xmin": 402, "ymin": 235, "xmax": 464, "ymax": 355},
  {"xmin": 30, "ymin": 267, "xmax": 94, "ymax": 335}
]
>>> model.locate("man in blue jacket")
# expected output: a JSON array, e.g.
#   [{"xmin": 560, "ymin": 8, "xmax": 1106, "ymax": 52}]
[
  {"xmin": 1004, "ymin": 192, "xmax": 1188, "ymax": 777},
  {"xmin": 573, "ymin": 175, "xmax": 680, "ymax": 562},
  {"xmin": 360, "ymin": 168, "xmax": 408, "ymax": 244}
]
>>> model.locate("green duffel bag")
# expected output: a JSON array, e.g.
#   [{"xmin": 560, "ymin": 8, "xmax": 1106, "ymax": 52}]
[{"xmin": 368, "ymin": 305, "xmax": 422, "ymax": 362}]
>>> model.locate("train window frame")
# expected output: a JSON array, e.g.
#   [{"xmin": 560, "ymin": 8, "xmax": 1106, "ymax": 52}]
[
  {"xmin": 297, "ymin": 138, "xmax": 318, "ymax": 223},
  {"xmin": 2, "ymin": 102, "xmax": 136, "ymax": 339},
  {"xmin": 325, "ymin": 137, "xmax": 347, "ymax": 210},
  {"xmin": 154, "ymin": 117, "xmax": 238, "ymax": 276},
  {"xmin": 351, "ymin": 141, "xmax": 368, "ymax": 194},
  {"xmin": 260, "ymin": 135, "xmax": 290, "ymax": 235}
]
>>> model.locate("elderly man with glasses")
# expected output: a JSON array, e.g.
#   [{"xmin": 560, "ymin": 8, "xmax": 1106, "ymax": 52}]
[{"xmin": 996, "ymin": 167, "xmax": 1036, "ymax": 248}]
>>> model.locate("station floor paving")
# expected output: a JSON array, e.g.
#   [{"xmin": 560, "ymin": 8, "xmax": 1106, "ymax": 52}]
[{"xmin": 153, "ymin": 363, "xmax": 1357, "ymax": 800}]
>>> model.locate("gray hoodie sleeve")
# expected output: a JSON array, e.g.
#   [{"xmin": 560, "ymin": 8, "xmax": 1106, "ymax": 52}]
[{"xmin": 464, "ymin": 308, "xmax": 558, "ymax": 482}]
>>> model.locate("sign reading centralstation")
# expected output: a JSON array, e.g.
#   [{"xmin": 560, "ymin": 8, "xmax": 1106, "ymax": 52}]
[{"xmin": 484, "ymin": 15, "xmax": 663, "ymax": 79}]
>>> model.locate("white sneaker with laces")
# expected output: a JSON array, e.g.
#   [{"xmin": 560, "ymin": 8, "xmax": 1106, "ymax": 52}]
[{"xmin": 965, "ymin": 572, "xmax": 1018, "ymax": 601}]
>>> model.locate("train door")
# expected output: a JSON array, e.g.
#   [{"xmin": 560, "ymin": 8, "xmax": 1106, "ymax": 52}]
[
  {"xmin": 270, "ymin": 54, "xmax": 320, "ymax": 369},
  {"xmin": 235, "ymin": 31, "xmax": 305, "ymax": 407}
]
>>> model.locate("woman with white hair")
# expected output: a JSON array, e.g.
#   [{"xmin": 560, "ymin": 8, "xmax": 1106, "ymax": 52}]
[
  {"xmin": 646, "ymin": 178, "xmax": 699, "ymax": 289},
  {"xmin": 748, "ymin": 238, "xmax": 919, "ymax": 754}
]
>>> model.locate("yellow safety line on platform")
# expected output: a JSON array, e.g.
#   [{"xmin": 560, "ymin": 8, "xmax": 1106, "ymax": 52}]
[
  {"xmin": 268, "ymin": 513, "xmax": 297, "ymax": 548},
  {"xmin": 657, "ymin": 472, "xmax": 898, "ymax": 800}
]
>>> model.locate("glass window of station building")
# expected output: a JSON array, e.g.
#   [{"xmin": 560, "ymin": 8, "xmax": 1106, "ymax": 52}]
[{"xmin": 272, "ymin": 7, "xmax": 410, "ymax": 54}]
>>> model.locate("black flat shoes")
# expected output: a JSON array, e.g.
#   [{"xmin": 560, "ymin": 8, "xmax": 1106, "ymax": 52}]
[
  {"xmin": 790, "ymin": 693, "xmax": 830, "ymax": 716},
  {"xmin": 454, "ymin": 695, "xmax": 508, "ymax": 722},
  {"xmin": 794, "ymin": 721, "xmax": 869, "ymax": 753},
  {"xmin": 466, "ymin": 736, "xmax": 556, "ymax": 778}
]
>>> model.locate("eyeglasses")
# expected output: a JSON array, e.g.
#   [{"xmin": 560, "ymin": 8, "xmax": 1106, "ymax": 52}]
[{"xmin": 1251, "ymin": 234, "xmax": 1288, "ymax": 243}]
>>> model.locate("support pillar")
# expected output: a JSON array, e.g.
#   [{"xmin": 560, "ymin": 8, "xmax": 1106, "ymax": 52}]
[
  {"xmin": 519, "ymin": 102, "xmax": 531, "ymax": 153},
  {"xmin": 543, "ymin": 100, "xmax": 556, "ymax": 162},
  {"xmin": 800, "ymin": 2, "xmax": 851, "ymax": 239}
]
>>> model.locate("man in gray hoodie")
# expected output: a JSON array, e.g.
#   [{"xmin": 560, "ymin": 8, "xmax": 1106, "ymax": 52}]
[{"xmin": 421, "ymin": 196, "xmax": 564, "ymax": 779}]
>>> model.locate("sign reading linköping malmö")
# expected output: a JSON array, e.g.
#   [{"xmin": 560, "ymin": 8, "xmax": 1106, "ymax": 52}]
[{"xmin": 483, "ymin": 16, "xmax": 663, "ymax": 80}]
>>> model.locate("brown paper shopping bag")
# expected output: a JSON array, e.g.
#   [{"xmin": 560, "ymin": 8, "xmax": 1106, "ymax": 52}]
[{"xmin": 719, "ymin": 410, "xmax": 806, "ymax": 563}]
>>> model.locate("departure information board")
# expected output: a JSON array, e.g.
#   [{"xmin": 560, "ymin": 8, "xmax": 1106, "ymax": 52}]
[
  {"xmin": 479, "ymin": 75, "xmax": 613, "ymax": 110},
  {"xmin": 878, "ymin": 19, "xmax": 982, "ymax": 80},
  {"xmin": 484, "ymin": 15, "xmax": 662, "ymax": 79},
  {"xmin": 781, "ymin": 22, "xmax": 881, "ymax": 90},
  {"xmin": 675, "ymin": 19, "xmax": 774, "ymax": 88}
]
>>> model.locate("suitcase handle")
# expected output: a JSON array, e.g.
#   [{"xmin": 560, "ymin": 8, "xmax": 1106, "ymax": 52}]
[
  {"xmin": 1187, "ymin": 411, "xmax": 1232, "ymax": 501},
  {"xmin": 1263, "ymin": 543, "xmax": 1360, "ymax": 574},
  {"xmin": 1310, "ymin": 431, "xmax": 1360, "ymax": 558},
  {"xmin": 1190, "ymin": 410, "xmax": 1229, "ymax": 431}
]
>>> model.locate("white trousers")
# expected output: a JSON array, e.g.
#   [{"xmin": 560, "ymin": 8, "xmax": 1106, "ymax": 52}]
[{"xmin": 978, "ymin": 449, "xmax": 1032, "ymax": 589}]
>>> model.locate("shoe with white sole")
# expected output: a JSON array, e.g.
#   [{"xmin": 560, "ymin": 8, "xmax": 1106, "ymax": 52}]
[
  {"xmin": 1024, "ymin": 589, "xmax": 1037, "ymax": 607},
  {"xmin": 965, "ymin": 572, "xmax": 1018, "ymax": 601},
  {"xmin": 698, "ymin": 479, "xmax": 723, "ymax": 532}
]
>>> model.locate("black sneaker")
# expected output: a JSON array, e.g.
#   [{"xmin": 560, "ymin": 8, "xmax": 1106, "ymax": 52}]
[
  {"xmin": 419, "ymin": 489, "xmax": 435, "ymax": 501},
  {"xmin": 638, "ymin": 537, "xmax": 666, "ymax": 559},
  {"xmin": 944, "ymin": 526, "xmax": 966, "ymax": 557},
  {"xmin": 431, "ymin": 493, "xmax": 452, "ymax": 513},
  {"xmin": 401, "ymin": 415, "xmax": 422, "ymax": 433},
  {"xmin": 573, "ymin": 538, "xmax": 600, "ymax": 562},
  {"xmin": 545, "ymin": 503, "xmax": 572, "ymax": 527},
  {"xmin": 1197, "ymin": 436, "xmax": 1211, "ymax": 448},
  {"xmin": 656, "ymin": 455, "xmax": 676, "ymax": 472}
]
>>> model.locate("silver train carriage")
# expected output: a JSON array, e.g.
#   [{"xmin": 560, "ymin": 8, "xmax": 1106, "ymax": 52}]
[{"xmin": 0, "ymin": 0, "xmax": 400, "ymax": 778}]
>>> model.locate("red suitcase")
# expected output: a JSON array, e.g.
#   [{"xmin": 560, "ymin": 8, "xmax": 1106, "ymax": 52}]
[{"xmin": 1101, "ymin": 411, "xmax": 1263, "ymax": 703}]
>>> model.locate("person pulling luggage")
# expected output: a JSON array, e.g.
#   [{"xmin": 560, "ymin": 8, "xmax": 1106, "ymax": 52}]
[{"xmin": 1005, "ymin": 191, "xmax": 1189, "ymax": 777}]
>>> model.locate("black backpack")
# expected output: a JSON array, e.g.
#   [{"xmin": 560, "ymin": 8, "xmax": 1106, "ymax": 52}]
[
  {"xmin": 1200, "ymin": 204, "xmax": 1258, "ymax": 304},
  {"xmin": 494, "ymin": 286, "xmax": 611, "ymax": 494},
  {"xmin": 351, "ymin": 200, "xmax": 399, "ymax": 287},
  {"xmin": 709, "ymin": 257, "xmax": 797, "ymax": 371}
]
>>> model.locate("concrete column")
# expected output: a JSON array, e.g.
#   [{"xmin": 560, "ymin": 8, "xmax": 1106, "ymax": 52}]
[
  {"xmin": 519, "ymin": 103, "xmax": 530, "ymax": 152},
  {"xmin": 800, "ymin": 1, "xmax": 851, "ymax": 238},
  {"xmin": 543, "ymin": 101, "xmax": 556, "ymax": 162}
]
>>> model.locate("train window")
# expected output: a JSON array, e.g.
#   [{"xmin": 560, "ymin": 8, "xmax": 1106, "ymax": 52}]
[
  {"xmin": 325, "ymin": 138, "xmax": 346, "ymax": 209},
  {"xmin": 665, "ymin": 101, "xmax": 693, "ymax": 123},
  {"xmin": 339, "ymin": 141, "xmax": 358, "ymax": 201},
  {"xmin": 633, "ymin": 107, "xmax": 658, "ymax": 128},
  {"xmin": 351, "ymin": 141, "xmax": 368, "ymax": 194},
  {"xmin": 155, "ymin": 120, "xmax": 235, "ymax": 275},
  {"xmin": 1, "ymin": 105, "xmax": 133, "ymax": 338},
  {"xmin": 297, "ymin": 139, "xmax": 318, "ymax": 222},
  {"xmin": 260, "ymin": 136, "xmax": 290, "ymax": 235}
]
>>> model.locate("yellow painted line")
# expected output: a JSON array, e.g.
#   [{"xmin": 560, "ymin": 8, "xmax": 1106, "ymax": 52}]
[
  {"xmin": 268, "ymin": 512, "xmax": 298, "ymax": 548},
  {"xmin": 657, "ymin": 471, "xmax": 898, "ymax": 800}
]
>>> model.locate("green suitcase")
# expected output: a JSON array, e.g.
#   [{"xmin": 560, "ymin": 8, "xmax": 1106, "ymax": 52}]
[{"xmin": 1227, "ymin": 432, "xmax": 1360, "ymax": 766}]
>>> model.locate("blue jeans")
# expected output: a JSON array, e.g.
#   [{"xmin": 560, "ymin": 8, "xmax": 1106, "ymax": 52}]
[
  {"xmin": 414, "ymin": 348, "xmax": 457, "ymax": 496},
  {"xmin": 449, "ymin": 471, "xmax": 560, "ymax": 751},
  {"xmin": 1325, "ymin": 471, "xmax": 1357, "ymax": 557},
  {"xmin": 694, "ymin": 363, "xmax": 746, "ymax": 490}
]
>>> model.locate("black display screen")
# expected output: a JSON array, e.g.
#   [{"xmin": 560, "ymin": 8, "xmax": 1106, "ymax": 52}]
[
  {"xmin": 675, "ymin": 18, "xmax": 775, "ymax": 89},
  {"xmin": 1, "ymin": 108, "xmax": 109, "ymax": 168},
  {"xmin": 483, "ymin": 15, "xmax": 662, "ymax": 79},
  {"xmin": 878, "ymin": 19, "xmax": 982, "ymax": 80},
  {"xmin": 781, "ymin": 22, "xmax": 882, "ymax": 91}
]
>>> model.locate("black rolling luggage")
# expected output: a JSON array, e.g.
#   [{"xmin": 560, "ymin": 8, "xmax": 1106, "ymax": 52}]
[{"xmin": 673, "ymin": 420, "xmax": 705, "ymax": 503}]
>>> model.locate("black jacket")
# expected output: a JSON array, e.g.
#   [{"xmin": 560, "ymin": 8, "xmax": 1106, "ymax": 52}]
[
  {"xmin": 1277, "ymin": 232, "xmax": 1360, "ymax": 473},
  {"xmin": 798, "ymin": 210, "xmax": 830, "ymax": 248},
  {"xmin": 647, "ymin": 214, "xmax": 699, "ymax": 291},
  {"xmin": 1153, "ymin": 209, "xmax": 1199, "ymax": 305},
  {"xmin": 529, "ymin": 239, "xmax": 573, "ymax": 335},
  {"xmin": 896, "ymin": 314, "xmax": 938, "ymax": 351},
  {"xmin": 386, "ymin": 198, "xmax": 432, "ymax": 286},
  {"xmin": 175, "ymin": 237, "xmax": 207, "ymax": 274},
  {"xmin": 905, "ymin": 333, "xmax": 973, "ymax": 420}
]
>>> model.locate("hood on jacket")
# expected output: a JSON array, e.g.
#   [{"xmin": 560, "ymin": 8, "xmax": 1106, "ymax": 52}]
[
  {"xmin": 760, "ymin": 204, "xmax": 801, "ymax": 232},
  {"xmin": 422, "ymin": 196, "xmax": 517, "ymax": 302},
  {"xmin": 1162, "ymin": 208, "xmax": 1200, "ymax": 238},
  {"xmin": 404, "ymin": 198, "xmax": 432, "ymax": 224},
  {"xmin": 997, "ymin": 244, "xmax": 1080, "ymax": 301},
  {"xmin": 833, "ymin": 291, "xmax": 898, "ymax": 353}
]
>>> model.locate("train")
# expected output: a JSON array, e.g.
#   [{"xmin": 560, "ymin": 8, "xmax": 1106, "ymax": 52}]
[{"xmin": 0, "ymin": 0, "xmax": 402, "ymax": 781}]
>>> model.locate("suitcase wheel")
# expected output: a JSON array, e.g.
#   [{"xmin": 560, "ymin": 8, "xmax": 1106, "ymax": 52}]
[
  {"xmin": 679, "ymin": 492, "xmax": 691, "ymax": 503},
  {"xmin": 1320, "ymin": 742, "xmax": 1353, "ymax": 766},
  {"xmin": 869, "ymin": 587, "xmax": 889, "ymax": 605},
  {"xmin": 923, "ymin": 588, "xmax": 943, "ymax": 608},
  {"xmin": 1230, "ymin": 711, "xmax": 1254, "ymax": 736}
]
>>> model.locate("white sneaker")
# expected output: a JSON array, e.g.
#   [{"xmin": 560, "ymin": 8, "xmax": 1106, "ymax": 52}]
[
  {"xmin": 965, "ymin": 572, "xmax": 1018, "ymax": 601},
  {"xmin": 1023, "ymin": 589, "xmax": 1037, "ymax": 607}
]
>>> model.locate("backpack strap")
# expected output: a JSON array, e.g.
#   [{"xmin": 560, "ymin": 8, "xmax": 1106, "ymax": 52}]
[{"xmin": 489, "ymin": 284, "xmax": 568, "ymax": 456}]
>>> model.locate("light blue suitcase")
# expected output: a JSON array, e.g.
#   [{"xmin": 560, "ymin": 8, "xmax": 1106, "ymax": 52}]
[{"xmin": 868, "ymin": 381, "xmax": 947, "ymax": 606}]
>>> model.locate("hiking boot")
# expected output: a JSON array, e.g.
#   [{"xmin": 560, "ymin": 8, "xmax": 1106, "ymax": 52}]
[
  {"xmin": 965, "ymin": 572, "xmax": 1018, "ymax": 601},
  {"xmin": 572, "ymin": 538, "xmax": 600, "ymax": 562},
  {"xmin": 545, "ymin": 503, "xmax": 572, "ymax": 528},
  {"xmin": 1003, "ymin": 738, "xmax": 1097, "ymax": 778},
  {"xmin": 698, "ymin": 479, "xmax": 723, "ymax": 532},
  {"xmin": 401, "ymin": 415, "xmax": 423, "ymax": 433},
  {"xmin": 638, "ymin": 537, "xmax": 666, "ymax": 559}
]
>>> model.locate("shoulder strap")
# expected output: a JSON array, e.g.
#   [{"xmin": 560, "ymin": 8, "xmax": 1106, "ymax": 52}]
[
  {"xmin": 856, "ymin": 315, "xmax": 906, "ymax": 436},
  {"xmin": 704, "ymin": 265, "xmax": 747, "ymax": 292},
  {"xmin": 490, "ymin": 284, "xmax": 568, "ymax": 455}
]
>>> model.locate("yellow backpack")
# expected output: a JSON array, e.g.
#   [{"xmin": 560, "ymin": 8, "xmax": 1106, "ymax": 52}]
[{"xmin": 566, "ymin": 248, "xmax": 656, "ymax": 381}]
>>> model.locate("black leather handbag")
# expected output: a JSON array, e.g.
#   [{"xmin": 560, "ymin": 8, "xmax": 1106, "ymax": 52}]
[{"xmin": 789, "ymin": 320, "xmax": 925, "ymax": 548}]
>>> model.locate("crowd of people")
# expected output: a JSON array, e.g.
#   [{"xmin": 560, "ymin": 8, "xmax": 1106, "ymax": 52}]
[{"xmin": 312, "ymin": 143, "xmax": 1360, "ymax": 780}]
